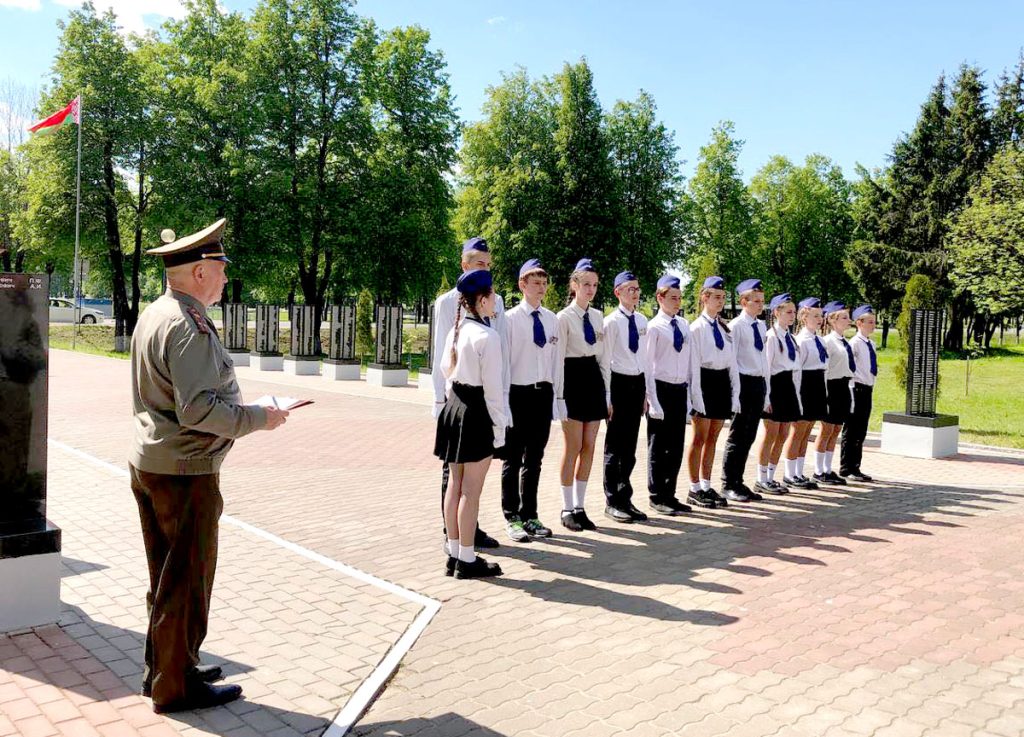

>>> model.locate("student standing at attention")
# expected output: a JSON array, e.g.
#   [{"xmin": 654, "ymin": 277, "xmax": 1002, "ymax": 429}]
[
  {"xmin": 840, "ymin": 304, "xmax": 878, "ymax": 482},
  {"xmin": 434, "ymin": 269, "xmax": 506, "ymax": 579},
  {"xmin": 783, "ymin": 297, "xmax": 828, "ymax": 489},
  {"xmin": 431, "ymin": 237, "xmax": 505, "ymax": 549},
  {"xmin": 720, "ymin": 279, "xmax": 771, "ymax": 503},
  {"xmin": 686, "ymin": 276, "xmax": 739, "ymax": 509},
  {"xmin": 602, "ymin": 271, "xmax": 657, "ymax": 524},
  {"xmin": 554, "ymin": 259, "xmax": 609, "ymax": 532},
  {"xmin": 501, "ymin": 259, "xmax": 559, "ymax": 542},
  {"xmin": 814, "ymin": 301, "xmax": 855, "ymax": 486},
  {"xmin": 644, "ymin": 274, "xmax": 693, "ymax": 516},
  {"xmin": 754, "ymin": 293, "xmax": 801, "ymax": 495}
]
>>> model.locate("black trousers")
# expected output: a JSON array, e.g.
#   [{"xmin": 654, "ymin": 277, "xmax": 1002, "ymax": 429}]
[
  {"xmin": 604, "ymin": 372, "xmax": 647, "ymax": 507},
  {"xmin": 721, "ymin": 374, "xmax": 766, "ymax": 488},
  {"xmin": 130, "ymin": 466, "xmax": 221, "ymax": 707},
  {"xmin": 500, "ymin": 383, "xmax": 554, "ymax": 521},
  {"xmin": 841, "ymin": 383, "xmax": 873, "ymax": 474},
  {"xmin": 647, "ymin": 380, "xmax": 688, "ymax": 503}
]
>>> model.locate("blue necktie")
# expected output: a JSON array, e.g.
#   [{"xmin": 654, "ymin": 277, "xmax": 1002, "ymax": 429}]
[
  {"xmin": 671, "ymin": 317, "xmax": 684, "ymax": 352},
  {"xmin": 708, "ymin": 316, "xmax": 724, "ymax": 350},
  {"xmin": 626, "ymin": 312, "xmax": 639, "ymax": 353},
  {"xmin": 582, "ymin": 311, "xmax": 596, "ymax": 345},
  {"xmin": 531, "ymin": 310, "xmax": 546, "ymax": 348},
  {"xmin": 785, "ymin": 332, "xmax": 796, "ymax": 361},
  {"xmin": 842, "ymin": 338, "xmax": 856, "ymax": 373},
  {"xmin": 866, "ymin": 339, "xmax": 877, "ymax": 376},
  {"xmin": 752, "ymin": 322, "xmax": 763, "ymax": 352},
  {"xmin": 814, "ymin": 336, "xmax": 827, "ymax": 364}
]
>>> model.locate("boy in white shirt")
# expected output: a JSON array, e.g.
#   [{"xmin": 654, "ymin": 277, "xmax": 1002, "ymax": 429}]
[{"xmin": 840, "ymin": 304, "xmax": 878, "ymax": 482}]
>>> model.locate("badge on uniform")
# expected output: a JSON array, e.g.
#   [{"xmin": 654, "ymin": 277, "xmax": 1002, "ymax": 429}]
[
  {"xmin": 549, "ymin": 336, "xmax": 558, "ymax": 345},
  {"xmin": 185, "ymin": 305, "xmax": 210, "ymax": 335}
]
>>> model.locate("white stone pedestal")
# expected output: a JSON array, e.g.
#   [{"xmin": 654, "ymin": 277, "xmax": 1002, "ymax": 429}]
[
  {"xmin": 881, "ymin": 412, "xmax": 959, "ymax": 459},
  {"xmin": 251, "ymin": 352, "xmax": 284, "ymax": 371},
  {"xmin": 0, "ymin": 552, "xmax": 60, "ymax": 633},
  {"xmin": 284, "ymin": 356, "xmax": 321, "ymax": 376},
  {"xmin": 418, "ymin": 368, "xmax": 435, "ymax": 393},
  {"xmin": 367, "ymin": 364, "xmax": 408, "ymax": 387},
  {"xmin": 323, "ymin": 359, "xmax": 361, "ymax": 381},
  {"xmin": 227, "ymin": 350, "xmax": 250, "ymax": 367}
]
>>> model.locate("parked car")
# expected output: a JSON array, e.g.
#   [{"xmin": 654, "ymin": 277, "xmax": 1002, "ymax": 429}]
[{"xmin": 48, "ymin": 298, "xmax": 105, "ymax": 324}]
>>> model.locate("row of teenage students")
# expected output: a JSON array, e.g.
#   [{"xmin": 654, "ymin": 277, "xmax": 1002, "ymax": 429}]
[{"xmin": 430, "ymin": 237, "xmax": 879, "ymax": 580}]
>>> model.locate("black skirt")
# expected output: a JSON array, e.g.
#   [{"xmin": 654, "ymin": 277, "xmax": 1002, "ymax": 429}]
[
  {"xmin": 764, "ymin": 371, "xmax": 800, "ymax": 423},
  {"xmin": 563, "ymin": 356, "xmax": 607, "ymax": 422},
  {"xmin": 434, "ymin": 382, "xmax": 495, "ymax": 463},
  {"xmin": 695, "ymin": 367, "xmax": 733, "ymax": 420},
  {"xmin": 824, "ymin": 377, "xmax": 852, "ymax": 425},
  {"xmin": 799, "ymin": 369, "xmax": 827, "ymax": 422}
]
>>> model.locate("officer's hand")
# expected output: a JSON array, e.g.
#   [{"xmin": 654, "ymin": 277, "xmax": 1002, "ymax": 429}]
[{"xmin": 263, "ymin": 407, "xmax": 290, "ymax": 430}]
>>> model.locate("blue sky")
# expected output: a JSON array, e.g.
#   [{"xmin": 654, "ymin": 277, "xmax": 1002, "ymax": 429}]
[{"xmin": 3, "ymin": 0, "xmax": 1023, "ymax": 180}]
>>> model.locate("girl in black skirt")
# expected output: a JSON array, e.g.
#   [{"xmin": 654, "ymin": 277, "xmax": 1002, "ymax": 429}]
[
  {"xmin": 813, "ymin": 301, "xmax": 855, "ymax": 485},
  {"xmin": 685, "ymin": 276, "xmax": 739, "ymax": 509},
  {"xmin": 784, "ymin": 297, "xmax": 828, "ymax": 488},
  {"xmin": 754, "ymin": 293, "xmax": 801, "ymax": 494},
  {"xmin": 553, "ymin": 258, "xmax": 610, "ymax": 532},
  {"xmin": 434, "ymin": 269, "xmax": 506, "ymax": 579}
]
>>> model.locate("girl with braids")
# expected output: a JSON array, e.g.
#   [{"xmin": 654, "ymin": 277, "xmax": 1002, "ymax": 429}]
[
  {"xmin": 434, "ymin": 269, "xmax": 506, "ymax": 579},
  {"xmin": 813, "ymin": 301, "xmax": 855, "ymax": 486},
  {"xmin": 754, "ymin": 293, "xmax": 802, "ymax": 495},
  {"xmin": 782, "ymin": 297, "xmax": 827, "ymax": 489},
  {"xmin": 685, "ymin": 276, "xmax": 739, "ymax": 509},
  {"xmin": 553, "ymin": 258, "xmax": 610, "ymax": 532}
]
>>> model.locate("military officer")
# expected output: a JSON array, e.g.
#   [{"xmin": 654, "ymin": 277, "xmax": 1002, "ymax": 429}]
[{"xmin": 130, "ymin": 219, "xmax": 289, "ymax": 713}]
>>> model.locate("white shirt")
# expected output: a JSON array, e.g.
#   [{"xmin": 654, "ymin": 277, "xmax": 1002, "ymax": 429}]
[
  {"xmin": 729, "ymin": 311, "xmax": 771, "ymax": 378},
  {"xmin": 440, "ymin": 318, "xmax": 507, "ymax": 447},
  {"xmin": 850, "ymin": 332, "xmax": 877, "ymax": 387},
  {"xmin": 644, "ymin": 311, "xmax": 693, "ymax": 419},
  {"xmin": 823, "ymin": 331, "xmax": 856, "ymax": 381},
  {"xmin": 795, "ymin": 326, "xmax": 829, "ymax": 371},
  {"xmin": 604, "ymin": 305, "xmax": 658, "ymax": 412},
  {"xmin": 766, "ymin": 325, "xmax": 802, "ymax": 415},
  {"xmin": 688, "ymin": 311, "xmax": 741, "ymax": 415},
  {"xmin": 553, "ymin": 302, "xmax": 611, "ymax": 404},
  {"xmin": 505, "ymin": 301, "xmax": 559, "ymax": 386},
  {"xmin": 431, "ymin": 287, "xmax": 509, "ymax": 413}
]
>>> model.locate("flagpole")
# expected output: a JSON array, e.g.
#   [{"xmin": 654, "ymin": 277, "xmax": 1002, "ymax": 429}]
[{"xmin": 72, "ymin": 94, "xmax": 82, "ymax": 350}]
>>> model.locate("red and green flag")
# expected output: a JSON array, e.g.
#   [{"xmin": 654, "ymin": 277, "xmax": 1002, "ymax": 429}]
[{"xmin": 28, "ymin": 96, "xmax": 80, "ymax": 135}]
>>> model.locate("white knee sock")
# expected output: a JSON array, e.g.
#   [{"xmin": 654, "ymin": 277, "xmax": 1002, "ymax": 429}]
[
  {"xmin": 447, "ymin": 537, "xmax": 459, "ymax": 556},
  {"xmin": 824, "ymin": 451, "xmax": 834, "ymax": 473},
  {"xmin": 757, "ymin": 465, "xmax": 767, "ymax": 483},
  {"xmin": 458, "ymin": 543, "xmax": 476, "ymax": 563},
  {"xmin": 786, "ymin": 458, "xmax": 798, "ymax": 479},
  {"xmin": 767, "ymin": 464, "xmax": 777, "ymax": 482},
  {"xmin": 797, "ymin": 456, "xmax": 806, "ymax": 477},
  {"xmin": 573, "ymin": 479, "xmax": 587, "ymax": 509},
  {"xmin": 815, "ymin": 451, "xmax": 826, "ymax": 475},
  {"xmin": 561, "ymin": 485, "xmax": 574, "ymax": 512},
  {"xmin": 699, "ymin": 478, "xmax": 711, "ymax": 491},
  {"xmin": 690, "ymin": 481, "xmax": 701, "ymax": 492}
]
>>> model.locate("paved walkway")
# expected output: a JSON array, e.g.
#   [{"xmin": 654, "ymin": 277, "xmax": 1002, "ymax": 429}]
[{"xmin": 2, "ymin": 349, "xmax": 1024, "ymax": 737}]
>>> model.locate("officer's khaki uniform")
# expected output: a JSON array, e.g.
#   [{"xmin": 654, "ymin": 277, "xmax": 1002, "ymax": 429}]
[{"xmin": 130, "ymin": 285, "xmax": 265, "ymax": 707}]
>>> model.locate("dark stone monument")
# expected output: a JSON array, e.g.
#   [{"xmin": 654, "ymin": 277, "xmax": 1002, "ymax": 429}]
[
  {"xmin": 0, "ymin": 272, "xmax": 61, "ymax": 631},
  {"xmin": 251, "ymin": 304, "xmax": 283, "ymax": 371},
  {"xmin": 324, "ymin": 301, "xmax": 360, "ymax": 380},
  {"xmin": 284, "ymin": 304, "xmax": 320, "ymax": 375},
  {"xmin": 224, "ymin": 303, "xmax": 249, "ymax": 366},
  {"xmin": 418, "ymin": 302, "xmax": 435, "ymax": 393},
  {"xmin": 882, "ymin": 308, "xmax": 959, "ymax": 457},
  {"xmin": 368, "ymin": 303, "xmax": 407, "ymax": 386}
]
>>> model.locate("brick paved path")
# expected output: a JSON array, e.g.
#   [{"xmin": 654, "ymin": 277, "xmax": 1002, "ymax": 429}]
[{"xmin": 3, "ymin": 350, "xmax": 1024, "ymax": 737}]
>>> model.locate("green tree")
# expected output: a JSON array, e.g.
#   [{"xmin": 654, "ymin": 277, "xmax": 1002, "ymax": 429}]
[
  {"xmin": 895, "ymin": 274, "xmax": 941, "ymax": 391},
  {"xmin": 355, "ymin": 287, "xmax": 374, "ymax": 357},
  {"xmin": 992, "ymin": 52, "xmax": 1024, "ymax": 149}
]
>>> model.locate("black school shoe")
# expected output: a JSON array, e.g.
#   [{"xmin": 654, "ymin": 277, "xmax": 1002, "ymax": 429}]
[
  {"xmin": 574, "ymin": 508, "xmax": 598, "ymax": 530},
  {"xmin": 651, "ymin": 498, "xmax": 691, "ymax": 516},
  {"xmin": 454, "ymin": 555, "xmax": 502, "ymax": 579},
  {"xmin": 445, "ymin": 555, "xmax": 457, "ymax": 577},
  {"xmin": 765, "ymin": 480, "xmax": 788, "ymax": 495},
  {"xmin": 625, "ymin": 503, "xmax": 649, "ymax": 522},
  {"xmin": 842, "ymin": 470, "xmax": 874, "ymax": 482},
  {"xmin": 143, "ymin": 665, "xmax": 223, "ymax": 698},
  {"xmin": 722, "ymin": 488, "xmax": 751, "ymax": 503},
  {"xmin": 604, "ymin": 505, "xmax": 634, "ymax": 523},
  {"xmin": 475, "ymin": 528, "xmax": 500, "ymax": 548},
  {"xmin": 686, "ymin": 489, "xmax": 718, "ymax": 509},
  {"xmin": 825, "ymin": 472, "xmax": 848, "ymax": 485},
  {"xmin": 784, "ymin": 476, "xmax": 812, "ymax": 489},
  {"xmin": 813, "ymin": 472, "xmax": 839, "ymax": 486},
  {"xmin": 153, "ymin": 682, "xmax": 242, "ymax": 714},
  {"xmin": 561, "ymin": 510, "xmax": 584, "ymax": 532}
]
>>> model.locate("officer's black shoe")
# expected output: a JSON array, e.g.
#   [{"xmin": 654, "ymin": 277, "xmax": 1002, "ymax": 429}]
[
  {"xmin": 143, "ymin": 664, "xmax": 223, "ymax": 697},
  {"xmin": 475, "ymin": 528, "xmax": 500, "ymax": 548},
  {"xmin": 604, "ymin": 505, "xmax": 633, "ymax": 523},
  {"xmin": 686, "ymin": 489, "xmax": 716, "ymax": 509},
  {"xmin": 454, "ymin": 555, "xmax": 502, "ymax": 579},
  {"xmin": 722, "ymin": 488, "xmax": 750, "ymax": 503},
  {"xmin": 574, "ymin": 508, "xmax": 598, "ymax": 530},
  {"xmin": 667, "ymin": 498, "xmax": 692, "ymax": 514},
  {"xmin": 153, "ymin": 682, "xmax": 242, "ymax": 713},
  {"xmin": 625, "ymin": 503, "xmax": 649, "ymax": 522},
  {"xmin": 445, "ymin": 555, "xmax": 457, "ymax": 577},
  {"xmin": 650, "ymin": 500, "xmax": 679, "ymax": 516},
  {"xmin": 843, "ymin": 471, "xmax": 873, "ymax": 482},
  {"xmin": 561, "ymin": 510, "xmax": 584, "ymax": 532}
]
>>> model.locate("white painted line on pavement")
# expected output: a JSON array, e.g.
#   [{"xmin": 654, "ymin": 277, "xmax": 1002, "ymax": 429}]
[{"xmin": 49, "ymin": 438, "xmax": 441, "ymax": 736}]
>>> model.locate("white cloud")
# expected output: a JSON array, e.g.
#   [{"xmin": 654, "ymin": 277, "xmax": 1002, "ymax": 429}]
[
  {"xmin": 486, "ymin": 15, "xmax": 506, "ymax": 26},
  {"xmin": 51, "ymin": 0, "xmax": 187, "ymax": 35},
  {"xmin": 0, "ymin": 0, "xmax": 42, "ymax": 10}
]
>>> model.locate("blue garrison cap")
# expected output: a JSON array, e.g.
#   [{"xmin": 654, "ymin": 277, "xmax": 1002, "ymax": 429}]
[
  {"xmin": 519, "ymin": 258, "xmax": 545, "ymax": 278},
  {"xmin": 462, "ymin": 236, "xmax": 489, "ymax": 254},
  {"xmin": 852, "ymin": 304, "xmax": 874, "ymax": 320},
  {"xmin": 614, "ymin": 271, "xmax": 638, "ymax": 288},
  {"xmin": 702, "ymin": 275, "xmax": 725, "ymax": 290},
  {"xmin": 769, "ymin": 293, "xmax": 793, "ymax": 311},
  {"xmin": 456, "ymin": 269, "xmax": 493, "ymax": 294},
  {"xmin": 798, "ymin": 297, "xmax": 821, "ymax": 309},
  {"xmin": 657, "ymin": 274, "xmax": 681, "ymax": 290},
  {"xmin": 822, "ymin": 300, "xmax": 846, "ymax": 316},
  {"xmin": 736, "ymin": 278, "xmax": 763, "ymax": 294},
  {"xmin": 574, "ymin": 258, "xmax": 596, "ymax": 273}
]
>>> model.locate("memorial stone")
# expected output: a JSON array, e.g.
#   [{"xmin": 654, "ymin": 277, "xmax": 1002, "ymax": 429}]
[
  {"xmin": 251, "ymin": 304, "xmax": 283, "ymax": 371},
  {"xmin": 224, "ymin": 302, "xmax": 249, "ymax": 366},
  {"xmin": 324, "ymin": 301, "xmax": 360, "ymax": 381},
  {"xmin": 284, "ymin": 304, "xmax": 320, "ymax": 375},
  {"xmin": 367, "ymin": 303, "xmax": 408, "ymax": 386}
]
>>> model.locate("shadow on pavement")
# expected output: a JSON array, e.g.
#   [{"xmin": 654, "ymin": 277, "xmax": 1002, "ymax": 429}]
[{"xmin": 353, "ymin": 713, "xmax": 509, "ymax": 736}]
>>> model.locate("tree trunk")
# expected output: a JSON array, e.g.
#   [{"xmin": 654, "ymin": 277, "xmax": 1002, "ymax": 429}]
[
  {"xmin": 881, "ymin": 317, "xmax": 890, "ymax": 348},
  {"xmin": 128, "ymin": 140, "xmax": 146, "ymax": 337},
  {"xmin": 231, "ymin": 278, "xmax": 242, "ymax": 303},
  {"xmin": 943, "ymin": 295, "xmax": 966, "ymax": 351},
  {"xmin": 103, "ymin": 142, "xmax": 129, "ymax": 352}
]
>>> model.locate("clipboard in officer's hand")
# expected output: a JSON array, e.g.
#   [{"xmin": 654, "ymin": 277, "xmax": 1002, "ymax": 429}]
[{"xmin": 252, "ymin": 395, "xmax": 314, "ymax": 410}]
